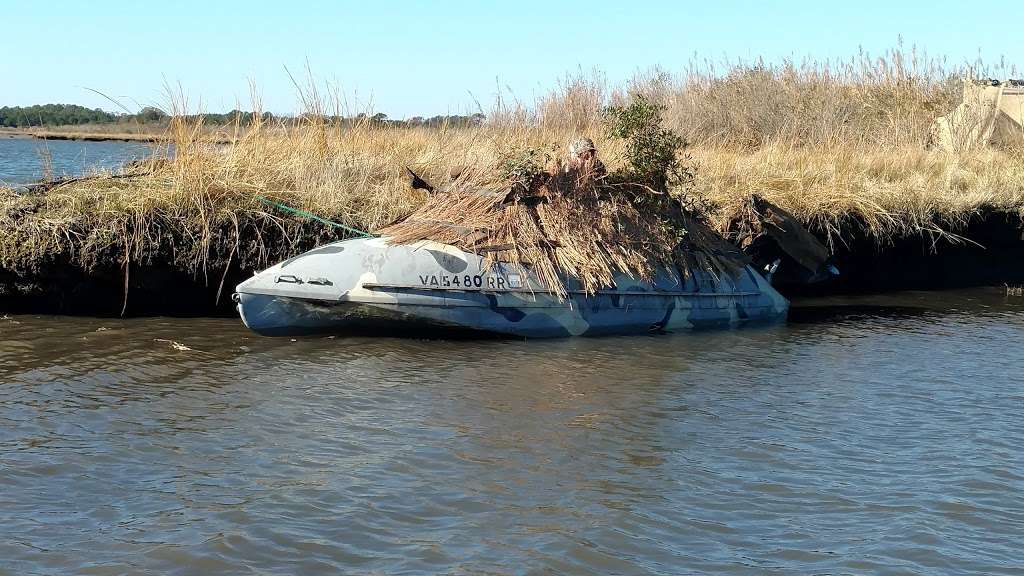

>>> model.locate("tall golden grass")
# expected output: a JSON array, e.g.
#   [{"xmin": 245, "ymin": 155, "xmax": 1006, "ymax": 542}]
[{"xmin": 3, "ymin": 48, "xmax": 1023, "ymax": 277}]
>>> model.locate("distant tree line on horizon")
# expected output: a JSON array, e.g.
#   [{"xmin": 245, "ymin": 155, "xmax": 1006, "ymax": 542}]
[{"xmin": 0, "ymin": 103, "xmax": 486, "ymax": 129}]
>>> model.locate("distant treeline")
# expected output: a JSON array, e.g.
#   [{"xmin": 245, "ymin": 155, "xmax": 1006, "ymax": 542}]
[
  {"xmin": 386, "ymin": 113, "xmax": 485, "ymax": 128},
  {"xmin": 0, "ymin": 103, "xmax": 485, "ymax": 128},
  {"xmin": 316, "ymin": 112, "xmax": 485, "ymax": 128},
  {"xmin": 0, "ymin": 104, "xmax": 121, "ymax": 127}
]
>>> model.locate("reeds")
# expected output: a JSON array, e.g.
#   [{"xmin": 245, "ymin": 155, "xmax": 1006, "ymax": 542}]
[
  {"xmin": 3, "ymin": 48, "xmax": 1023, "ymax": 282},
  {"xmin": 648, "ymin": 47, "xmax": 962, "ymax": 149},
  {"xmin": 379, "ymin": 172, "xmax": 700, "ymax": 295}
]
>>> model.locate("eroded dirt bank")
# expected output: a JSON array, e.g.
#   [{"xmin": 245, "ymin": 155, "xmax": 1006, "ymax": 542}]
[
  {"xmin": 1, "ymin": 209, "xmax": 1022, "ymax": 317},
  {"xmin": 780, "ymin": 209, "xmax": 1024, "ymax": 297}
]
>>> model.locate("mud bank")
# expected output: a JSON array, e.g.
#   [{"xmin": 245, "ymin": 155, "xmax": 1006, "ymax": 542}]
[
  {"xmin": 0, "ymin": 128, "xmax": 160, "ymax": 143},
  {"xmin": 780, "ymin": 209, "xmax": 1024, "ymax": 296},
  {"xmin": 1, "ymin": 209, "xmax": 1022, "ymax": 317},
  {"xmin": 0, "ymin": 219, "xmax": 347, "ymax": 317},
  {"xmin": 30, "ymin": 133, "xmax": 160, "ymax": 142}
]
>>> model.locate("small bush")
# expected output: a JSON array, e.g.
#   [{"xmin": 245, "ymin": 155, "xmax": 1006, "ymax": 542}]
[
  {"xmin": 497, "ymin": 146, "xmax": 554, "ymax": 195},
  {"xmin": 603, "ymin": 94, "xmax": 696, "ymax": 201}
]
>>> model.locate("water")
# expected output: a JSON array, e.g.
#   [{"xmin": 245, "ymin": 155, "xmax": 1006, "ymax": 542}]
[
  {"xmin": 2, "ymin": 289, "xmax": 1023, "ymax": 575},
  {"xmin": 0, "ymin": 136, "xmax": 154, "ymax": 185}
]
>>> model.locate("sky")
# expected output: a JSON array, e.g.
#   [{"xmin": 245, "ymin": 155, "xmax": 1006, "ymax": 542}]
[{"xmin": 1, "ymin": 0, "xmax": 1021, "ymax": 118}]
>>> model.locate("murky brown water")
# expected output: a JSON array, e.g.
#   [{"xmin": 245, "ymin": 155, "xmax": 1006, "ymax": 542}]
[{"xmin": 2, "ymin": 288, "xmax": 1023, "ymax": 574}]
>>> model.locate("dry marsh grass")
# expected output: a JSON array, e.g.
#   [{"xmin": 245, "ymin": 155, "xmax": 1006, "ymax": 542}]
[
  {"xmin": 694, "ymin": 144, "xmax": 1024, "ymax": 247},
  {"xmin": 654, "ymin": 48, "xmax": 961, "ymax": 149},
  {"xmin": 3, "ymin": 49, "xmax": 1023, "ymax": 280}
]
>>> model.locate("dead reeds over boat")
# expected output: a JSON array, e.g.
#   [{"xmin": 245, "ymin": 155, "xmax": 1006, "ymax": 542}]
[
  {"xmin": 382, "ymin": 185, "xmax": 749, "ymax": 296},
  {"xmin": 380, "ymin": 182, "xmax": 693, "ymax": 296}
]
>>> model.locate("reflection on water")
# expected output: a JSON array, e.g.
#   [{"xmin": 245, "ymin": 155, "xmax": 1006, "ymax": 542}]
[{"xmin": 1, "ymin": 288, "xmax": 1023, "ymax": 574}]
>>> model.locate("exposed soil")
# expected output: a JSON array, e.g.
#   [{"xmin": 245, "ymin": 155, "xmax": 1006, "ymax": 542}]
[
  {"xmin": 0, "ymin": 218, "xmax": 347, "ymax": 317},
  {"xmin": 781, "ymin": 209, "xmax": 1024, "ymax": 296},
  {"xmin": 2, "ymin": 209, "xmax": 1022, "ymax": 317}
]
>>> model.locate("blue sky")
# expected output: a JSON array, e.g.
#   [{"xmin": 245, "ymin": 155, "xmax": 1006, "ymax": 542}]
[{"xmin": 1, "ymin": 0, "xmax": 1020, "ymax": 118}]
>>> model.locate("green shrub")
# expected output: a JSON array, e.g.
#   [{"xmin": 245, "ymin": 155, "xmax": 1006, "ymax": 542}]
[
  {"xmin": 497, "ymin": 146, "xmax": 553, "ymax": 195},
  {"xmin": 603, "ymin": 94, "xmax": 694, "ymax": 193}
]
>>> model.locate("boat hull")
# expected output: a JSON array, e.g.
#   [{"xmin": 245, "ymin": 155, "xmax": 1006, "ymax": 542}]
[{"xmin": 235, "ymin": 237, "xmax": 789, "ymax": 338}]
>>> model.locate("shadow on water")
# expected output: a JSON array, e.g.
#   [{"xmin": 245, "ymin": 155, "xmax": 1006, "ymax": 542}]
[
  {"xmin": 789, "ymin": 286, "xmax": 1024, "ymax": 325},
  {"xmin": 788, "ymin": 304, "xmax": 929, "ymax": 324}
]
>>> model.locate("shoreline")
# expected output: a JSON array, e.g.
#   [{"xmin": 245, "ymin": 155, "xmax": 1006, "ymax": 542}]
[
  {"xmin": 0, "ymin": 127, "xmax": 161, "ymax": 142},
  {"xmin": 2, "ymin": 208, "xmax": 1023, "ymax": 317}
]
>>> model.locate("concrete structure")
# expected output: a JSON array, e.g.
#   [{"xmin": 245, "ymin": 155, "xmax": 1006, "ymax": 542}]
[{"xmin": 932, "ymin": 79, "xmax": 1024, "ymax": 151}]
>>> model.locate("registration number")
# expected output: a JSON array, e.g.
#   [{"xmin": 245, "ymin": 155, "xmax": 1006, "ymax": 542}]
[{"xmin": 417, "ymin": 273, "xmax": 522, "ymax": 290}]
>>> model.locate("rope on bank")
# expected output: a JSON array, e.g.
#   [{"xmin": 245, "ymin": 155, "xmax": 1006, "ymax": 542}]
[{"xmin": 255, "ymin": 196, "xmax": 376, "ymax": 238}]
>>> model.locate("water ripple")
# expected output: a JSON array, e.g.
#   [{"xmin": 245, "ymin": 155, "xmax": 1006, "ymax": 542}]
[{"xmin": 1, "ymin": 289, "xmax": 1023, "ymax": 574}]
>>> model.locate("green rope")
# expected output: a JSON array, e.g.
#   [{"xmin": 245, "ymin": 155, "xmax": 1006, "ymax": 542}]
[{"xmin": 256, "ymin": 196, "xmax": 376, "ymax": 238}]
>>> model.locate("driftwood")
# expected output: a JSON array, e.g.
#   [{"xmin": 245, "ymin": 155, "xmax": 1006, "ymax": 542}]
[{"xmin": 735, "ymin": 194, "xmax": 831, "ymax": 279}]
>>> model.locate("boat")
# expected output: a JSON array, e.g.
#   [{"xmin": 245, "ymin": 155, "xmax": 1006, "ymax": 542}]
[{"xmin": 233, "ymin": 236, "xmax": 789, "ymax": 338}]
